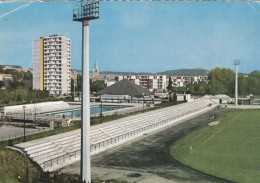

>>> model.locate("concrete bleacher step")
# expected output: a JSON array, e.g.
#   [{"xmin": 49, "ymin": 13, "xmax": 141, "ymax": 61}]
[
  {"xmin": 24, "ymin": 141, "xmax": 53, "ymax": 152},
  {"xmin": 29, "ymin": 144, "xmax": 58, "ymax": 158},
  {"xmin": 26, "ymin": 143, "xmax": 56, "ymax": 155},
  {"xmin": 33, "ymin": 148, "xmax": 64, "ymax": 162}
]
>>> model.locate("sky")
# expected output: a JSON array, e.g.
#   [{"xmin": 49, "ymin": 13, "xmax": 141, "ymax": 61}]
[{"xmin": 1, "ymin": 1, "xmax": 260, "ymax": 74}]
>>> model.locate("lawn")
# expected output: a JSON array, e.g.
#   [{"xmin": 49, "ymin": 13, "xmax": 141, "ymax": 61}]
[{"xmin": 170, "ymin": 109, "xmax": 260, "ymax": 183}]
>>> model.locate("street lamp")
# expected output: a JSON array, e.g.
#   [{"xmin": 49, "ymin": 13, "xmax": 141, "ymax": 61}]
[
  {"xmin": 142, "ymin": 93, "xmax": 144, "ymax": 110},
  {"xmin": 23, "ymin": 106, "xmax": 26, "ymax": 142},
  {"xmin": 100, "ymin": 96, "xmax": 103, "ymax": 123},
  {"xmin": 0, "ymin": 106, "xmax": 2, "ymax": 121},
  {"xmin": 234, "ymin": 60, "xmax": 240, "ymax": 106},
  {"xmin": 73, "ymin": 1, "xmax": 99, "ymax": 183},
  {"xmin": 34, "ymin": 104, "xmax": 37, "ymax": 127}
]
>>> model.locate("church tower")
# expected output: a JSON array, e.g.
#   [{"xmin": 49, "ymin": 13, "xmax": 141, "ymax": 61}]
[{"xmin": 93, "ymin": 60, "xmax": 99, "ymax": 77}]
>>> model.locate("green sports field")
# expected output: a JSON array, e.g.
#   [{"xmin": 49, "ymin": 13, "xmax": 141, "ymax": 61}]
[{"xmin": 170, "ymin": 109, "xmax": 260, "ymax": 183}]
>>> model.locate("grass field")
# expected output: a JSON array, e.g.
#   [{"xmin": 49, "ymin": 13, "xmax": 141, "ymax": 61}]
[{"xmin": 170, "ymin": 109, "xmax": 260, "ymax": 183}]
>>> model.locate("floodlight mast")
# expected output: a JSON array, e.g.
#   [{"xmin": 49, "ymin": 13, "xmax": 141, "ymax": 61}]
[
  {"xmin": 234, "ymin": 60, "xmax": 240, "ymax": 106},
  {"xmin": 73, "ymin": 1, "xmax": 99, "ymax": 183}
]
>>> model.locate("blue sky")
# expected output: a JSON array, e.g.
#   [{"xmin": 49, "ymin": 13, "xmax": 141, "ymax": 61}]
[{"xmin": 1, "ymin": 1, "xmax": 260, "ymax": 74}]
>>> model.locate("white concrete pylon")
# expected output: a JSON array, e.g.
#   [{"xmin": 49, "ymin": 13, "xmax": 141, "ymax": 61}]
[
  {"xmin": 81, "ymin": 19, "xmax": 91, "ymax": 183},
  {"xmin": 235, "ymin": 64, "xmax": 239, "ymax": 106}
]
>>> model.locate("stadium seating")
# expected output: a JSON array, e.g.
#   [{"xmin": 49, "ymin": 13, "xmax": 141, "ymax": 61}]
[{"xmin": 13, "ymin": 98, "xmax": 218, "ymax": 171}]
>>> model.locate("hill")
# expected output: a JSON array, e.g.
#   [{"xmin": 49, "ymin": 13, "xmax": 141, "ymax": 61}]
[
  {"xmin": 100, "ymin": 71, "xmax": 153, "ymax": 75},
  {"xmin": 1, "ymin": 64, "xmax": 32, "ymax": 72},
  {"xmin": 157, "ymin": 68, "xmax": 209, "ymax": 76}
]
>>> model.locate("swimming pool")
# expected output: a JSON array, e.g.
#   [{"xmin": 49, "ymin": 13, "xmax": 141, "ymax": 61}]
[{"xmin": 46, "ymin": 105, "xmax": 129, "ymax": 117}]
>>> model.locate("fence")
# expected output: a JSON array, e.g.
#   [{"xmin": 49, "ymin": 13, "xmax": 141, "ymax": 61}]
[
  {"xmin": 0, "ymin": 127, "xmax": 50, "ymax": 142},
  {"xmin": 90, "ymin": 105, "xmax": 149, "ymax": 117},
  {"xmin": 2, "ymin": 113, "xmax": 73, "ymax": 122},
  {"xmin": 2, "ymin": 105, "xmax": 146, "ymax": 122}
]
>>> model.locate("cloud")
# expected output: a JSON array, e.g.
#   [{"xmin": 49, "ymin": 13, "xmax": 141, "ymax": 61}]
[{"xmin": 0, "ymin": 2, "xmax": 33, "ymax": 21}]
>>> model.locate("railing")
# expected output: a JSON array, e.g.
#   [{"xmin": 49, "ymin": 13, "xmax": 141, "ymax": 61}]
[
  {"xmin": 40, "ymin": 104, "xmax": 216, "ymax": 171},
  {"xmin": 2, "ymin": 113, "xmax": 74, "ymax": 123}
]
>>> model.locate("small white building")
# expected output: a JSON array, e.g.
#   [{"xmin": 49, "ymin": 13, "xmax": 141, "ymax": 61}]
[
  {"xmin": 176, "ymin": 94, "xmax": 191, "ymax": 102},
  {"xmin": 0, "ymin": 74, "xmax": 14, "ymax": 82},
  {"xmin": 0, "ymin": 74, "xmax": 14, "ymax": 88}
]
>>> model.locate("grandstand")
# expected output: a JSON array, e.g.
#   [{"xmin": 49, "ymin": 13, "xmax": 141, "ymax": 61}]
[{"xmin": 13, "ymin": 98, "xmax": 218, "ymax": 172}]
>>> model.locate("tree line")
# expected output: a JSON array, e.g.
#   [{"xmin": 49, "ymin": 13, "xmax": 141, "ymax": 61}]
[
  {"xmin": 0, "ymin": 66, "xmax": 53, "ymax": 106},
  {"xmin": 0, "ymin": 66, "xmax": 32, "ymax": 89},
  {"xmin": 172, "ymin": 68, "xmax": 260, "ymax": 97},
  {"xmin": 0, "ymin": 88, "xmax": 52, "ymax": 106}
]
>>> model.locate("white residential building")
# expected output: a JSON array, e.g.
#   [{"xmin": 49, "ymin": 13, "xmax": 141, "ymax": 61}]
[
  {"xmin": 118, "ymin": 74, "xmax": 167, "ymax": 92},
  {"xmin": 33, "ymin": 34, "xmax": 71, "ymax": 95},
  {"xmin": 169, "ymin": 75, "xmax": 208, "ymax": 87}
]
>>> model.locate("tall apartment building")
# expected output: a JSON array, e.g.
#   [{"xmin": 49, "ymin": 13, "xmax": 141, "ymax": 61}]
[
  {"xmin": 33, "ymin": 34, "xmax": 71, "ymax": 95},
  {"xmin": 118, "ymin": 74, "xmax": 167, "ymax": 92}
]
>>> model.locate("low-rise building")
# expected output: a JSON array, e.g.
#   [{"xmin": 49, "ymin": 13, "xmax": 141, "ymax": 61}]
[
  {"xmin": 0, "ymin": 74, "xmax": 14, "ymax": 88},
  {"xmin": 0, "ymin": 74, "xmax": 14, "ymax": 82}
]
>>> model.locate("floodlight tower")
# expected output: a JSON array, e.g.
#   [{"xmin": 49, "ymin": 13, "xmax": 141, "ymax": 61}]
[
  {"xmin": 234, "ymin": 60, "xmax": 240, "ymax": 106},
  {"xmin": 73, "ymin": 1, "xmax": 99, "ymax": 183}
]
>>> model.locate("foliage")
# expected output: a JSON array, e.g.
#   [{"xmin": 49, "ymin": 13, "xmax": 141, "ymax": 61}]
[
  {"xmin": 176, "ymin": 68, "xmax": 260, "ymax": 97},
  {"xmin": 1, "ymin": 69, "xmax": 32, "ymax": 89},
  {"xmin": 173, "ymin": 87, "xmax": 187, "ymax": 94},
  {"xmin": 90, "ymin": 80, "xmax": 107, "ymax": 93},
  {"xmin": 0, "ymin": 81, "xmax": 4, "ymax": 88},
  {"xmin": 238, "ymin": 70, "xmax": 260, "ymax": 96},
  {"xmin": 158, "ymin": 68, "xmax": 209, "ymax": 76},
  {"xmin": 186, "ymin": 82, "xmax": 209, "ymax": 95},
  {"xmin": 167, "ymin": 77, "xmax": 173, "ymax": 92},
  {"xmin": 0, "ymin": 88, "xmax": 52, "ymax": 107},
  {"xmin": 208, "ymin": 67, "xmax": 235, "ymax": 95},
  {"xmin": 76, "ymin": 75, "xmax": 81, "ymax": 93},
  {"xmin": 0, "ymin": 148, "xmax": 41, "ymax": 183}
]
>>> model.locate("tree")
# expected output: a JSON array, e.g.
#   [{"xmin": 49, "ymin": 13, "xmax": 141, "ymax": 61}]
[
  {"xmin": 71, "ymin": 79, "xmax": 75, "ymax": 100},
  {"xmin": 0, "ymin": 65, "xmax": 3, "ymax": 73},
  {"xmin": 208, "ymin": 67, "xmax": 235, "ymax": 95},
  {"xmin": 173, "ymin": 92, "xmax": 177, "ymax": 102},
  {"xmin": 249, "ymin": 70, "xmax": 260, "ymax": 78},
  {"xmin": 0, "ymin": 81, "xmax": 4, "ymax": 88},
  {"xmin": 167, "ymin": 77, "xmax": 173, "ymax": 92},
  {"xmin": 91, "ymin": 80, "xmax": 106, "ymax": 92}
]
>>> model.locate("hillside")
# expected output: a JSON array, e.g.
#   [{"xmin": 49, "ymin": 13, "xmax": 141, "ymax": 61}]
[
  {"xmin": 157, "ymin": 68, "xmax": 209, "ymax": 76},
  {"xmin": 100, "ymin": 71, "xmax": 153, "ymax": 75}
]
